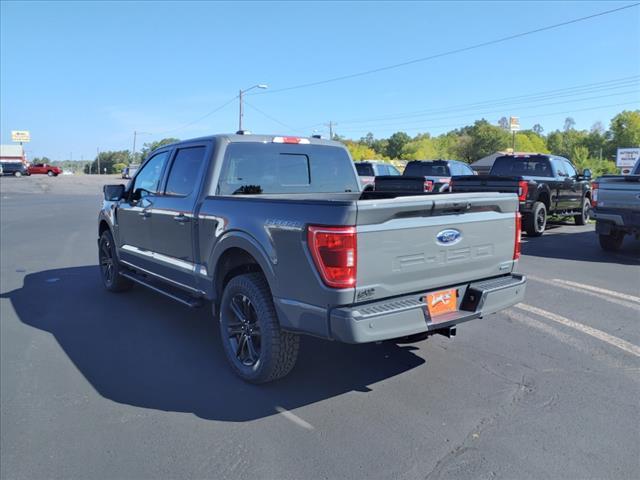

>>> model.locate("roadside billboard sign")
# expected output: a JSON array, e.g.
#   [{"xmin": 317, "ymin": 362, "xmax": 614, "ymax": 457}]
[
  {"xmin": 509, "ymin": 117, "xmax": 520, "ymax": 132},
  {"xmin": 11, "ymin": 130, "xmax": 30, "ymax": 143},
  {"xmin": 616, "ymin": 147, "xmax": 640, "ymax": 175}
]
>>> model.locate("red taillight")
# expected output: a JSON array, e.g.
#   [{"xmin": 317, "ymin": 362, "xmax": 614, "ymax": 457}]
[
  {"xmin": 424, "ymin": 180, "xmax": 434, "ymax": 191},
  {"xmin": 517, "ymin": 180, "xmax": 529, "ymax": 202},
  {"xmin": 273, "ymin": 136, "xmax": 310, "ymax": 144},
  {"xmin": 307, "ymin": 226, "xmax": 357, "ymax": 288},
  {"xmin": 514, "ymin": 212, "xmax": 522, "ymax": 260},
  {"xmin": 591, "ymin": 182, "xmax": 599, "ymax": 208}
]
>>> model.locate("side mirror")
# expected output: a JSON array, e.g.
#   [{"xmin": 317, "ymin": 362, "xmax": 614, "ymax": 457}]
[
  {"xmin": 583, "ymin": 168, "xmax": 592, "ymax": 180},
  {"xmin": 103, "ymin": 184, "xmax": 125, "ymax": 201}
]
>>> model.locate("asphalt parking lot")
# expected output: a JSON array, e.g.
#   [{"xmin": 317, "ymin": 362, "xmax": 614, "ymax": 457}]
[{"xmin": 1, "ymin": 175, "xmax": 639, "ymax": 480}]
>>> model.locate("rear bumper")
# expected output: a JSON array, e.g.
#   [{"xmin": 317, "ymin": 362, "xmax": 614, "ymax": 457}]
[
  {"xmin": 329, "ymin": 274, "xmax": 526, "ymax": 343},
  {"xmin": 593, "ymin": 209, "xmax": 640, "ymax": 230}
]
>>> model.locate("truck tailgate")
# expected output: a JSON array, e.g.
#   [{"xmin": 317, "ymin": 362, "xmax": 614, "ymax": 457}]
[
  {"xmin": 451, "ymin": 175, "xmax": 520, "ymax": 194},
  {"xmin": 355, "ymin": 192, "xmax": 518, "ymax": 299},
  {"xmin": 595, "ymin": 176, "xmax": 640, "ymax": 211}
]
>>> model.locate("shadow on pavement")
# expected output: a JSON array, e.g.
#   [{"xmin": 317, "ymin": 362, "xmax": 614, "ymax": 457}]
[
  {"xmin": 2, "ymin": 266, "xmax": 425, "ymax": 421},
  {"xmin": 522, "ymin": 229, "xmax": 640, "ymax": 265}
]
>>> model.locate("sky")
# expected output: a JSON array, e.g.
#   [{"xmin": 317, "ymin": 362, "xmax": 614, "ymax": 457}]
[{"xmin": 1, "ymin": 0, "xmax": 639, "ymax": 161}]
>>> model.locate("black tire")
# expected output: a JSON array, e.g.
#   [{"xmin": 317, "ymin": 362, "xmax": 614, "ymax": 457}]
[
  {"xmin": 98, "ymin": 230, "xmax": 133, "ymax": 292},
  {"xmin": 574, "ymin": 197, "xmax": 590, "ymax": 225},
  {"xmin": 14, "ymin": 171, "xmax": 22, "ymax": 177},
  {"xmin": 599, "ymin": 231, "xmax": 624, "ymax": 251},
  {"xmin": 524, "ymin": 201, "xmax": 547, "ymax": 237},
  {"xmin": 219, "ymin": 273, "xmax": 299, "ymax": 383},
  {"xmin": 47, "ymin": 170, "xmax": 54, "ymax": 177}
]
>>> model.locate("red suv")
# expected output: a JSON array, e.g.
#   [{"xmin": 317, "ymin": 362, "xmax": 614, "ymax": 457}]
[{"xmin": 27, "ymin": 163, "xmax": 62, "ymax": 176}]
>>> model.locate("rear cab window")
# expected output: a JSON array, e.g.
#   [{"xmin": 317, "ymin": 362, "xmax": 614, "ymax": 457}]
[
  {"xmin": 490, "ymin": 156, "xmax": 553, "ymax": 177},
  {"xmin": 217, "ymin": 143, "xmax": 360, "ymax": 195},
  {"xmin": 355, "ymin": 163, "xmax": 374, "ymax": 176},
  {"xmin": 403, "ymin": 162, "xmax": 451, "ymax": 177}
]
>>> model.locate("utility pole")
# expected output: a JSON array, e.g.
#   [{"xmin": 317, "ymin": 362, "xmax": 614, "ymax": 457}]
[
  {"xmin": 97, "ymin": 147, "xmax": 100, "ymax": 175},
  {"xmin": 238, "ymin": 89, "xmax": 244, "ymax": 132},
  {"xmin": 132, "ymin": 131, "xmax": 138, "ymax": 164},
  {"xmin": 325, "ymin": 121, "xmax": 337, "ymax": 140}
]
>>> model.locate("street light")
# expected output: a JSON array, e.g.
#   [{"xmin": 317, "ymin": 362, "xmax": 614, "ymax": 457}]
[{"xmin": 238, "ymin": 84, "xmax": 268, "ymax": 132}]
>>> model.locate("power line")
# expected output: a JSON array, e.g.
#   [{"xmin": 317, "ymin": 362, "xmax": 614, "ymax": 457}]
[
  {"xmin": 152, "ymin": 95, "xmax": 239, "ymax": 135},
  {"xmin": 341, "ymin": 101, "xmax": 638, "ymax": 132},
  {"xmin": 332, "ymin": 90, "xmax": 639, "ymax": 132},
  {"xmin": 254, "ymin": 3, "xmax": 639, "ymax": 95},
  {"xmin": 242, "ymin": 100, "xmax": 303, "ymax": 133},
  {"xmin": 334, "ymin": 76, "xmax": 640, "ymax": 126},
  {"xmin": 341, "ymin": 100, "xmax": 640, "ymax": 132}
]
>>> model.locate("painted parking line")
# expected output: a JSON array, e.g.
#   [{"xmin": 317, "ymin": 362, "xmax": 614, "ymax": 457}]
[
  {"xmin": 515, "ymin": 303, "xmax": 640, "ymax": 358},
  {"xmin": 275, "ymin": 406, "xmax": 315, "ymax": 430},
  {"xmin": 505, "ymin": 309, "xmax": 639, "ymax": 374},
  {"xmin": 527, "ymin": 276, "xmax": 640, "ymax": 312},
  {"xmin": 551, "ymin": 278, "xmax": 640, "ymax": 304}
]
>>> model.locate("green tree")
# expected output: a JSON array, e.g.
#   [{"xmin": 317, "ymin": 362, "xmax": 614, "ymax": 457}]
[
  {"xmin": 345, "ymin": 141, "xmax": 377, "ymax": 161},
  {"xmin": 609, "ymin": 110, "xmax": 640, "ymax": 148},
  {"xmin": 515, "ymin": 130, "xmax": 548, "ymax": 153},
  {"xmin": 139, "ymin": 137, "xmax": 180, "ymax": 162},
  {"xmin": 386, "ymin": 131, "xmax": 411, "ymax": 159},
  {"xmin": 400, "ymin": 135, "xmax": 437, "ymax": 160},
  {"xmin": 458, "ymin": 120, "xmax": 510, "ymax": 162},
  {"xmin": 84, "ymin": 150, "xmax": 130, "ymax": 174}
]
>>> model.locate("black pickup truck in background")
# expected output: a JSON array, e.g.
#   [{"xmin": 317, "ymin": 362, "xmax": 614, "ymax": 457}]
[{"xmin": 451, "ymin": 154, "xmax": 592, "ymax": 236}]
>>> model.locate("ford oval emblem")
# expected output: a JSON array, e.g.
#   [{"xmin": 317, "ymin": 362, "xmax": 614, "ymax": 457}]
[{"xmin": 436, "ymin": 229, "xmax": 462, "ymax": 245}]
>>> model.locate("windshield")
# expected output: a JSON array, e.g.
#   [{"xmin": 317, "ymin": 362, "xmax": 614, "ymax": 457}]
[
  {"xmin": 403, "ymin": 162, "xmax": 450, "ymax": 177},
  {"xmin": 491, "ymin": 156, "xmax": 552, "ymax": 177},
  {"xmin": 355, "ymin": 163, "xmax": 375, "ymax": 176},
  {"xmin": 218, "ymin": 143, "xmax": 360, "ymax": 195}
]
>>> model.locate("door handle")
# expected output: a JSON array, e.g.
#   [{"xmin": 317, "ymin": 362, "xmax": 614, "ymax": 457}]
[
  {"xmin": 173, "ymin": 213, "xmax": 190, "ymax": 223},
  {"xmin": 139, "ymin": 210, "xmax": 151, "ymax": 218}
]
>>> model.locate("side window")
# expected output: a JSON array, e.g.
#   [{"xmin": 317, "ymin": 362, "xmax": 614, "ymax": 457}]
[
  {"xmin": 165, "ymin": 146, "xmax": 206, "ymax": 197},
  {"xmin": 552, "ymin": 159, "xmax": 567, "ymax": 177},
  {"xmin": 564, "ymin": 161, "xmax": 577, "ymax": 178},
  {"xmin": 388, "ymin": 165, "xmax": 401, "ymax": 175},
  {"xmin": 449, "ymin": 162, "xmax": 462, "ymax": 176},
  {"xmin": 461, "ymin": 163, "xmax": 474, "ymax": 175},
  {"xmin": 132, "ymin": 151, "xmax": 170, "ymax": 195}
]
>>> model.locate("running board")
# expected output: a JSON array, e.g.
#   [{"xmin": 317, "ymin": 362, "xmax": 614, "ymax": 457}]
[{"xmin": 120, "ymin": 271, "xmax": 203, "ymax": 308}]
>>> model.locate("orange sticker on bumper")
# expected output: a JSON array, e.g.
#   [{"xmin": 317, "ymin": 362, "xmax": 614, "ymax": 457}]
[{"xmin": 426, "ymin": 288, "xmax": 457, "ymax": 318}]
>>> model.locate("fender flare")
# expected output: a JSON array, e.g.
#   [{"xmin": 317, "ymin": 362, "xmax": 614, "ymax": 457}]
[{"xmin": 208, "ymin": 231, "xmax": 278, "ymax": 297}]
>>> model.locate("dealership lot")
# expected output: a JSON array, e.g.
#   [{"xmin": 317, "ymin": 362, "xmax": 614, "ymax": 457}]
[{"xmin": 1, "ymin": 175, "xmax": 639, "ymax": 479}]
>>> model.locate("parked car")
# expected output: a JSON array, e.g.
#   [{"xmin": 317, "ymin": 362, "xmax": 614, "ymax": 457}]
[
  {"xmin": 592, "ymin": 158, "xmax": 640, "ymax": 251},
  {"xmin": 27, "ymin": 163, "xmax": 62, "ymax": 176},
  {"xmin": 127, "ymin": 164, "xmax": 140, "ymax": 179},
  {"xmin": 0, "ymin": 162, "xmax": 29, "ymax": 177},
  {"xmin": 403, "ymin": 160, "xmax": 475, "ymax": 192},
  {"xmin": 355, "ymin": 161, "xmax": 401, "ymax": 189},
  {"xmin": 451, "ymin": 154, "xmax": 592, "ymax": 237},
  {"xmin": 121, "ymin": 167, "xmax": 130, "ymax": 179},
  {"xmin": 98, "ymin": 134, "xmax": 526, "ymax": 383}
]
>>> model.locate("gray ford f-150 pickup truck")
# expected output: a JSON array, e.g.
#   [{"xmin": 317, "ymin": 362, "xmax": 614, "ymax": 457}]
[
  {"xmin": 592, "ymin": 158, "xmax": 640, "ymax": 251},
  {"xmin": 98, "ymin": 134, "xmax": 526, "ymax": 383}
]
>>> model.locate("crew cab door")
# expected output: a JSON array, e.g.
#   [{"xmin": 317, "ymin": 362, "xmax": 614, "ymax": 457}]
[
  {"xmin": 562, "ymin": 160, "xmax": 582, "ymax": 209},
  {"xmin": 117, "ymin": 150, "xmax": 171, "ymax": 270},
  {"xmin": 550, "ymin": 158, "xmax": 572, "ymax": 210},
  {"xmin": 149, "ymin": 142, "xmax": 211, "ymax": 288}
]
